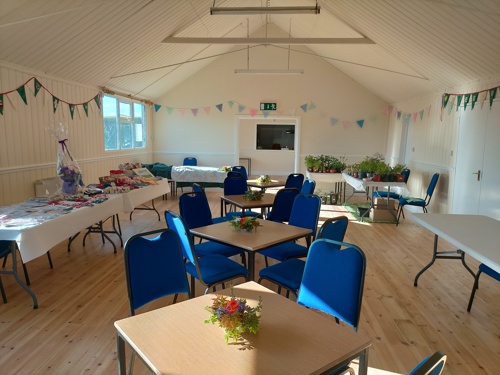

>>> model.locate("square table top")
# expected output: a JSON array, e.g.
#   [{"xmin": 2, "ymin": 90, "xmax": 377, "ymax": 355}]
[
  {"xmin": 411, "ymin": 213, "xmax": 500, "ymax": 273},
  {"xmin": 114, "ymin": 281, "xmax": 371, "ymax": 375},
  {"xmin": 190, "ymin": 220, "xmax": 311, "ymax": 252},
  {"xmin": 221, "ymin": 193, "xmax": 275, "ymax": 210}
]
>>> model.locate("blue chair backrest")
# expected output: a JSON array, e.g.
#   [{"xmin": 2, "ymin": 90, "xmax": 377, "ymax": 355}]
[
  {"xmin": 402, "ymin": 169, "xmax": 411, "ymax": 183},
  {"xmin": 297, "ymin": 238, "xmax": 366, "ymax": 331},
  {"xmin": 427, "ymin": 173, "xmax": 440, "ymax": 197},
  {"xmin": 300, "ymin": 179, "xmax": 316, "ymax": 194},
  {"xmin": 285, "ymin": 173, "xmax": 304, "ymax": 190},
  {"xmin": 124, "ymin": 228, "xmax": 190, "ymax": 314},
  {"xmin": 227, "ymin": 171, "xmax": 243, "ymax": 178},
  {"xmin": 165, "ymin": 210, "xmax": 197, "ymax": 266},
  {"xmin": 409, "ymin": 351, "xmax": 446, "ymax": 375},
  {"xmin": 224, "ymin": 176, "xmax": 248, "ymax": 195},
  {"xmin": 192, "ymin": 183, "xmax": 203, "ymax": 193},
  {"xmin": 179, "ymin": 192, "xmax": 213, "ymax": 228},
  {"xmin": 317, "ymin": 216, "xmax": 349, "ymax": 244},
  {"xmin": 268, "ymin": 188, "xmax": 300, "ymax": 222},
  {"xmin": 183, "ymin": 157, "xmax": 197, "ymax": 166},
  {"xmin": 232, "ymin": 166, "xmax": 248, "ymax": 180},
  {"xmin": 288, "ymin": 194, "xmax": 321, "ymax": 238}
]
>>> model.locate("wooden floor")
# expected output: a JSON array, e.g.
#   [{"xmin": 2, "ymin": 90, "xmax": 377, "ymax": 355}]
[{"xmin": 0, "ymin": 190, "xmax": 499, "ymax": 375}]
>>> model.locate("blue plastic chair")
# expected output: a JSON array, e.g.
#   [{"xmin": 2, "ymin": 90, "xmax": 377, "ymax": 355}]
[
  {"xmin": 260, "ymin": 194, "xmax": 321, "ymax": 266},
  {"xmin": 183, "ymin": 157, "xmax": 197, "ymax": 166},
  {"xmin": 223, "ymin": 176, "xmax": 259, "ymax": 218},
  {"xmin": 297, "ymin": 238, "xmax": 366, "ymax": 332},
  {"xmin": 266, "ymin": 188, "xmax": 300, "ymax": 222},
  {"xmin": 178, "ymin": 192, "xmax": 245, "ymax": 265},
  {"xmin": 300, "ymin": 179, "xmax": 316, "ymax": 194},
  {"xmin": 409, "ymin": 351, "xmax": 446, "ymax": 375},
  {"xmin": 284, "ymin": 173, "xmax": 304, "ymax": 190},
  {"xmin": 231, "ymin": 165, "xmax": 248, "ymax": 180},
  {"xmin": 165, "ymin": 210, "xmax": 248, "ymax": 295},
  {"xmin": 396, "ymin": 173, "xmax": 439, "ymax": 225},
  {"xmin": 124, "ymin": 228, "xmax": 190, "ymax": 315},
  {"xmin": 258, "ymin": 216, "xmax": 349, "ymax": 298},
  {"xmin": 467, "ymin": 263, "xmax": 500, "ymax": 312},
  {"xmin": 373, "ymin": 168, "xmax": 410, "ymax": 200}
]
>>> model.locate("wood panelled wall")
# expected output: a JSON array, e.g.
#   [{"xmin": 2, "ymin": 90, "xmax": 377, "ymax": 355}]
[{"xmin": 0, "ymin": 63, "xmax": 154, "ymax": 205}]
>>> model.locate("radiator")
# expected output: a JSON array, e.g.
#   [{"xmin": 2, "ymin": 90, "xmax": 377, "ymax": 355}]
[{"xmin": 34, "ymin": 177, "xmax": 60, "ymax": 196}]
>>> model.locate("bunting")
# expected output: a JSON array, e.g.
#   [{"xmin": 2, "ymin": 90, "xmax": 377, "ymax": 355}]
[
  {"xmin": 154, "ymin": 104, "xmax": 161, "ymax": 112},
  {"xmin": 441, "ymin": 85, "xmax": 499, "ymax": 118},
  {"xmin": 0, "ymin": 76, "xmax": 100, "ymax": 118},
  {"xmin": 356, "ymin": 119, "xmax": 364, "ymax": 128}
]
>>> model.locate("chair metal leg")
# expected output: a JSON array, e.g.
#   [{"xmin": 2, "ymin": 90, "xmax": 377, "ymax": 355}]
[{"xmin": 467, "ymin": 270, "xmax": 482, "ymax": 312}]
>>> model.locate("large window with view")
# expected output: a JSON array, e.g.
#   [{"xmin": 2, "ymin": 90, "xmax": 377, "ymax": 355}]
[{"xmin": 103, "ymin": 95, "xmax": 146, "ymax": 151}]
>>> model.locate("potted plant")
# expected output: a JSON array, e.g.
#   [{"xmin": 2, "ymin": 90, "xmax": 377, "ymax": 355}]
[
  {"xmin": 305, "ymin": 155, "xmax": 316, "ymax": 172},
  {"xmin": 391, "ymin": 163, "xmax": 407, "ymax": 182},
  {"xmin": 373, "ymin": 162, "xmax": 390, "ymax": 182}
]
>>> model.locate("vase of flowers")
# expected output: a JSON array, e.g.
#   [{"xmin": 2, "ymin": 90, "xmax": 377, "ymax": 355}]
[
  {"xmin": 256, "ymin": 175, "xmax": 271, "ymax": 184},
  {"xmin": 229, "ymin": 216, "xmax": 261, "ymax": 232},
  {"xmin": 205, "ymin": 289, "xmax": 263, "ymax": 343},
  {"xmin": 242, "ymin": 190, "xmax": 264, "ymax": 201}
]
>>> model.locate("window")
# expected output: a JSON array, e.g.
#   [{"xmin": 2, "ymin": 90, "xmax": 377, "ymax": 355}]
[
  {"xmin": 256, "ymin": 124, "xmax": 295, "ymax": 150},
  {"xmin": 102, "ymin": 95, "xmax": 146, "ymax": 150}
]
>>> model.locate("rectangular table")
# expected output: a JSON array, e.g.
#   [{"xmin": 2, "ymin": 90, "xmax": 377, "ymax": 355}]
[
  {"xmin": 190, "ymin": 220, "xmax": 312, "ymax": 281},
  {"xmin": 115, "ymin": 281, "xmax": 371, "ymax": 375},
  {"xmin": 220, "ymin": 193, "xmax": 275, "ymax": 217},
  {"xmin": 410, "ymin": 213, "xmax": 500, "ymax": 286},
  {"xmin": 123, "ymin": 179, "xmax": 171, "ymax": 221}
]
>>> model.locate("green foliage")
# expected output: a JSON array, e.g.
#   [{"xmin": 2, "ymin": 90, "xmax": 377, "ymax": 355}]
[
  {"xmin": 391, "ymin": 163, "xmax": 407, "ymax": 174},
  {"xmin": 242, "ymin": 190, "xmax": 264, "ymax": 201},
  {"xmin": 229, "ymin": 216, "xmax": 261, "ymax": 231},
  {"xmin": 304, "ymin": 155, "xmax": 347, "ymax": 172}
]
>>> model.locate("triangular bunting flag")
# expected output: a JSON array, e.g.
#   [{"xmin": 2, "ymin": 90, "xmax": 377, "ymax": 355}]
[
  {"xmin": 412, "ymin": 113, "xmax": 418, "ymax": 123},
  {"xmin": 0, "ymin": 94, "xmax": 3, "ymax": 115},
  {"xmin": 343, "ymin": 120, "xmax": 351, "ymax": 129},
  {"xmin": 238, "ymin": 104, "xmax": 245, "ymax": 113},
  {"xmin": 69, "ymin": 104, "xmax": 75, "ymax": 119},
  {"xmin": 17, "ymin": 85, "xmax": 27, "ymax": 105},
  {"xmin": 228, "ymin": 100, "xmax": 234, "ymax": 108},
  {"xmin": 34, "ymin": 79, "xmax": 43, "ymax": 97},
  {"xmin": 490, "ymin": 88, "xmax": 497, "ymax": 108},
  {"xmin": 167, "ymin": 107, "xmax": 174, "ymax": 114},
  {"xmin": 463, "ymin": 94, "xmax": 471, "ymax": 110},
  {"xmin": 203, "ymin": 106, "xmax": 211, "ymax": 115},
  {"xmin": 262, "ymin": 111, "xmax": 270, "ymax": 118},
  {"xmin": 83, "ymin": 102, "xmax": 89, "ymax": 116},
  {"xmin": 53, "ymin": 96, "xmax": 59, "ymax": 113},
  {"xmin": 154, "ymin": 104, "xmax": 161, "ymax": 112},
  {"xmin": 330, "ymin": 118, "xmax": 338, "ymax": 126},
  {"xmin": 447, "ymin": 96, "xmax": 455, "ymax": 115},
  {"xmin": 397, "ymin": 111, "xmax": 402, "ymax": 120},
  {"xmin": 471, "ymin": 93, "xmax": 479, "ymax": 109},
  {"xmin": 216, "ymin": 103, "xmax": 223, "ymax": 112},
  {"xmin": 94, "ymin": 95, "xmax": 101, "ymax": 109},
  {"xmin": 356, "ymin": 119, "xmax": 364, "ymax": 128},
  {"xmin": 370, "ymin": 115, "xmax": 378, "ymax": 123},
  {"xmin": 442, "ymin": 93, "xmax": 450, "ymax": 109},
  {"xmin": 479, "ymin": 92, "xmax": 487, "ymax": 109},
  {"xmin": 250, "ymin": 108, "xmax": 258, "ymax": 117},
  {"xmin": 300, "ymin": 103, "xmax": 308, "ymax": 113},
  {"xmin": 456, "ymin": 95, "xmax": 462, "ymax": 110},
  {"xmin": 191, "ymin": 108, "xmax": 198, "ymax": 117},
  {"xmin": 419, "ymin": 110, "xmax": 424, "ymax": 120},
  {"xmin": 179, "ymin": 108, "xmax": 186, "ymax": 116},
  {"xmin": 308, "ymin": 102, "xmax": 316, "ymax": 110}
]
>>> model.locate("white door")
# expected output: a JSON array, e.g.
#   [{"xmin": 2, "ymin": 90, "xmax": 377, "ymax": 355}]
[{"xmin": 452, "ymin": 103, "xmax": 500, "ymax": 219}]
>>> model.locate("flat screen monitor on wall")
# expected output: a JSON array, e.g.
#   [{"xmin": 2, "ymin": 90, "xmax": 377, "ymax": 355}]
[{"xmin": 256, "ymin": 124, "xmax": 295, "ymax": 150}]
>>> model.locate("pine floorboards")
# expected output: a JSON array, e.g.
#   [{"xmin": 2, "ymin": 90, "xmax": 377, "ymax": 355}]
[{"xmin": 0, "ymin": 190, "xmax": 499, "ymax": 374}]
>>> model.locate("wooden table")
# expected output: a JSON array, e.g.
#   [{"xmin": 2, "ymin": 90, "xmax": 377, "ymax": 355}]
[
  {"xmin": 247, "ymin": 179, "xmax": 286, "ymax": 191},
  {"xmin": 411, "ymin": 213, "xmax": 500, "ymax": 286},
  {"xmin": 190, "ymin": 220, "xmax": 311, "ymax": 281},
  {"xmin": 220, "ymin": 193, "xmax": 275, "ymax": 217},
  {"xmin": 115, "ymin": 281, "xmax": 371, "ymax": 375}
]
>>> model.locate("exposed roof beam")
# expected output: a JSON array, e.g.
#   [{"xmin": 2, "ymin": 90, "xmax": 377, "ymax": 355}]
[
  {"xmin": 210, "ymin": 6, "xmax": 321, "ymax": 15},
  {"xmin": 162, "ymin": 37, "xmax": 375, "ymax": 45}
]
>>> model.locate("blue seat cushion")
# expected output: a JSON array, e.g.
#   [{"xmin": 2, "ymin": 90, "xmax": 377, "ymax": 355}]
[
  {"xmin": 259, "ymin": 258, "xmax": 305, "ymax": 291},
  {"xmin": 480, "ymin": 263, "xmax": 500, "ymax": 281},
  {"xmin": 399, "ymin": 197, "xmax": 426, "ymax": 207},
  {"xmin": 374, "ymin": 191, "xmax": 401, "ymax": 200},
  {"xmin": 212, "ymin": 216, "xmax": 229, "ymax": 224},
  {"xmin": 226, "ymin": 211, "xmax": 262, "ymax": 219},
  {"xmin": 185, "ymin": 255, "xmax": 248, "ymax": 284},
  {"xmin": 195, "ymin": 241, "xmax": 243, "ymax": 258},
  {"xmin": 260, "ymin": 242, "xmax": 308, "ymax": 262}
]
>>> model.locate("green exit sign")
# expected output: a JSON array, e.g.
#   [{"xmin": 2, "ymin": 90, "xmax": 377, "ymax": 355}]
[{"xmin": 260, "ymin": 102, "xmax": 277, "ymax": 111}]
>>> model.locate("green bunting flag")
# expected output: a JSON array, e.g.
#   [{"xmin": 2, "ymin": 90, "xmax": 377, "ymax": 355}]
[
  {"xmin": 94, "ymin": 95, "xmax": 101, "ymax": 109},
  {"xmin": 53, "ymin": 96, "xmax": 59, "ymax": 113},
  {"xmin": 356, "ymin": 119, "xmax": 364, "ymax": 128},
  {"xmin": 34, "ymin": 79, "xmax": 43, "ymax": 97},
  {"xmin": 154, "ymin": 104, "xmax": 161, "ymax": 112},
  {"xmin": 471, "ymin": 93, "xmax": 479, "ymax": 109},
  {"xmin": 0, "ymin": 94, "xmax": 3, "ymax": 115},
  {"xmin": 83, "ymin": 102, "xmax": 89, "ymax": 117},
  {"xmin": 463, "ymin": 94, "xmax": 471, "ymax": 110},
  {"xmin": 69, "ymin": 104, "xmax": 75, "ymax": 119},
  {"xmin": 167, "ymin": 107, "xmax": 173, "ymax": 114},
  {"xmin": 228, "ymin": 100, "xmax": 234, "ymax": 108},
  {"xmin": 456, "ymin": 95, "xmax": 462, "ymax": 110},
  {"xmin": 17, "ymin": 85, "xmax": 27, "ymax": 105},
  {"xmin": 490, "ymin": 88, "xmax": 497, "ymax": 108},
  {"xmin": 442, "ymin": 93, "xmax": 450, "ymax": 108}
]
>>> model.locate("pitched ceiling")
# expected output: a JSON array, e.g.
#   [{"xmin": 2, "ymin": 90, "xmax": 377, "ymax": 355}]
[{"xmin": 1, "ymin": 0, "xmax": 499, "ymax": 103}]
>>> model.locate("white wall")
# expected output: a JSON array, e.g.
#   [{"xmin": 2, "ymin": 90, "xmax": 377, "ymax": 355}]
[
  {"xmin": 153, "ymin": 31, "xmax": 390, "ymax": 173},
  {"xmin": 0, "ymin": 63, "xmax": 154, "ymax": 205}
]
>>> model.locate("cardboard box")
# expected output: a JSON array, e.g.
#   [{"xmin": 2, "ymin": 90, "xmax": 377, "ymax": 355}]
[
  {"xmin": 373, "ymin": 197, "xmax": 395, "ymax": 210},
  {"xmin": 370, "ymin": 207, "xmax": 397, "ymax": 222}
]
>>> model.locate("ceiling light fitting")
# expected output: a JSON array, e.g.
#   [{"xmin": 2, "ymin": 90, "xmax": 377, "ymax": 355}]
[
  {"xmin": 234, "ymin": 68, "xmax": 304, "ymax": 75},
  {"xmin": 210, "ymin": 5, "xmax": 320, "ymax": 16}
]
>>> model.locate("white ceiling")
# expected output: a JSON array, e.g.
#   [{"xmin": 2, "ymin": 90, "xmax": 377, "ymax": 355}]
[{"xmin": 1, "ymin": 0, "xmax": 499, "ymax": 103}]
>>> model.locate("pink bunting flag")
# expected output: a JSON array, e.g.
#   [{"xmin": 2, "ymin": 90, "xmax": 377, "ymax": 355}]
[
  {"xmin": 191, "ymin": 108, "xmax": 198, "ymax": 117},
  {"xmin": 413, "ymin": 113, "xmax": 418, "ymax": 123},
  {"xmin": 343, "ymin": 120, "xmax": 351, "ymax": 129},
  {"xmin": 179, "ymin": 108, "xmax": 186, "ymax": 116},
  {"xmin": 203, "ymin": 107, "xmax": 211, "ymax": 115},
  {"xmin": 250, "ymin": 108, "xmax": 258, "ymax": 117}
]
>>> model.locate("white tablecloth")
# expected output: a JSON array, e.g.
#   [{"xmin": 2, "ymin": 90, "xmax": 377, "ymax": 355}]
[
  {"xmin": 121, "ymin": 179, "xmax": 170, "ymax": 212},
  {"xmin": 171, "ymin": 166, "xmax": 227, "ymax": 183},
  {"xmin": 342, "ymin": 173, "xmax": 409, "ymax": 196}
]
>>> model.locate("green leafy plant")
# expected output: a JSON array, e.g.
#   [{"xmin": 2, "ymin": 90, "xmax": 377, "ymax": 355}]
[
  {"xmin": 256, "ymin": 175, "xmax": 272, "ymax": 184},
  {"xmin": 242, "ymin": 190, "xmax": 264, "ymax": 201},
  {"xmin": 229, "ymin": 216, "xmax": 261, "ymax": 231},
  {"xmin": 205, "ymin": 288, "xmax": 263, "ymax": 343}
]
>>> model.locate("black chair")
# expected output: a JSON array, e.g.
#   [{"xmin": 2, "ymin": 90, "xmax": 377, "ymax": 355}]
[
  {"xmin": 258, "ymin": 216, "xmax": 349, "ymax": 298},
  {"xmin": 467, "ymin": 263, "xmax": 500, "ymax": 312},
  {"xmin": 266, "ymin": 188, "xmax": 300, "ymax": 223},
  {"xmin": 165, "ymin": 210, "xmax": 248, "ymax": 296},
  {"xmin": 284, "ymin": 173, "xmax": 304, "ymax": 190},
  {"xmin": 396, "ymin": 173, "xmax": 440, "ymax": 225}
]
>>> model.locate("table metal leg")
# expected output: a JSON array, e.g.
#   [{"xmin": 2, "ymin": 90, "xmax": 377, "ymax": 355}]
[
  {"xmin": 1, "ymin": 247, "xmax": 38, "ymax": 309},
  {"xmin": 358, "ymin": 348, "xmax": 369, "ymax": 375},
  {"xmin": 116, "ymin": 333, "xmax": 126, "ymax": 375},
  {"xmin": 130, "ymin": 199, "xmax": 160, "ymax": 221},
  {"xmin": 247, "ymin": 252, "xmax": 255, "ymax": 281}
]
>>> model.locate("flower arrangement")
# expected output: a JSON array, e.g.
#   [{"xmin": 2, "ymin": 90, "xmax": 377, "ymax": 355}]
[
  {"xmin": 256, "ymin": 175, "xmax": 272, "ymax": 184},
  {"xmin": 220, "ymin": 166, "xmax": 232, "ymax": 172},
  {"xmin": 205, "ymin": 289, "xmax": 263, "ymax": 343},
  {"xmin": 58, "ymin": 164, "xmax": 82, "ymax": 195},
  {"xmin": 243, "ymin": 190, "xmax": 264, "ymax": 201},
  {"xmin": 229, "ymin": 216, "xmax": 261, "ymax": 232}
]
